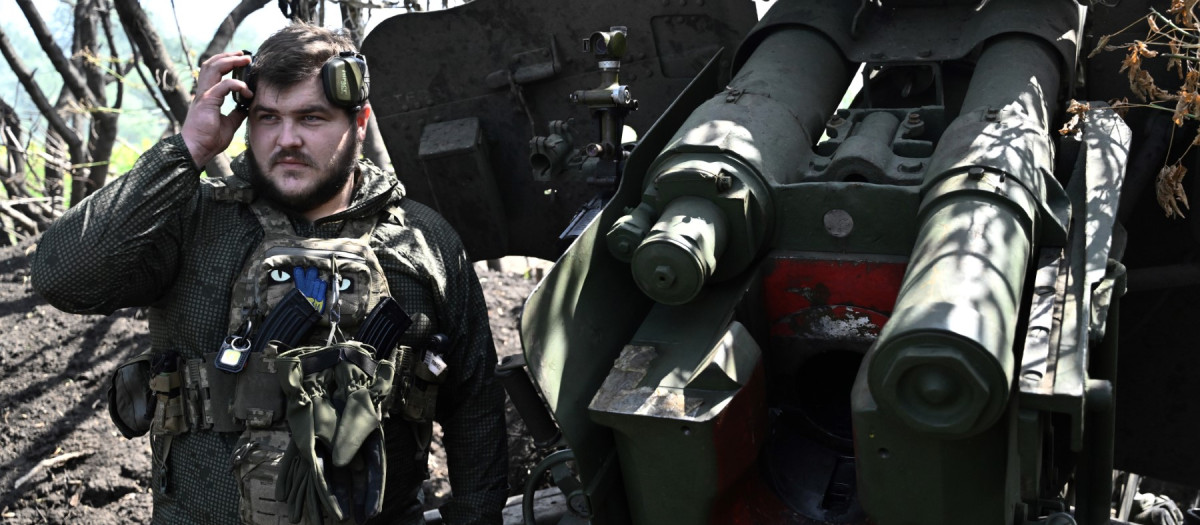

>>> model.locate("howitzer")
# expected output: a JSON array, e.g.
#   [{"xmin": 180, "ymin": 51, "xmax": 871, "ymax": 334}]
[
  {"xmin": 519, "ymin": 1, "xmax": 1131, "ymax": 524},
  {"xmin": 361, "ymin": 0, "xmax": 1200, "ymax": 523}
]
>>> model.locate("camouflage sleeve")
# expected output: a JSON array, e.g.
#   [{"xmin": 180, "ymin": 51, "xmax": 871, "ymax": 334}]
[
  {"xmin": 31, "ymin": 134, "xmax": 202, "ymax": 315},
  {"xmin": 432, "ymin": 223, "xmax": 509, "ymax": 525}
]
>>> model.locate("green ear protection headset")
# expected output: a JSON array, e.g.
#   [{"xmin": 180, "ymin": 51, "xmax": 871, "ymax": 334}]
[{"xmin": 232, "ymin": 50, "xmax": 370, "ymax": 112}]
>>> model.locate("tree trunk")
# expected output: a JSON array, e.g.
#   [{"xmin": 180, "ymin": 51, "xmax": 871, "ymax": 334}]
[
  {"xmin": 0, "ymin": 97, "xmax": 29, "ymax": 200},
  {"xmin": 16, "ymin": 0, "xmax": 96, "ymax": 108},
  {"xmin": 112, "ymin": 0, "xmax": 189, "ymax": 121},
  {"xmin": 72, "ymin": 0, "xmax": 120, "ymax": 204},
  {"xmin": 114, "ymin": 0, "xmax": 234, "ymax": 177},
  {"xmin": 41, "ymin": 91, "xmax": 73, "ymax": 204}
]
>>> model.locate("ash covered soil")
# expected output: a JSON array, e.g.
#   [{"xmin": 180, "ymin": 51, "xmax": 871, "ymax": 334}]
[{"xmin": 0, "ymin": 239, "xmax": 548, "ymax": 524}]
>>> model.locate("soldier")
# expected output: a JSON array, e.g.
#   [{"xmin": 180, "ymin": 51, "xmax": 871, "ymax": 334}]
[{"xmin": 31, "ymin": 22, "xmax": 507, "ymax": 525}]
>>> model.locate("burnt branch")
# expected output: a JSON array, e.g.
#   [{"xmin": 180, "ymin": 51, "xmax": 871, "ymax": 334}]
[
  {"xmin": 76, "ymin": 0, "xmax": 119, "ymax": 201},
  {"xmin": 168, "ymin": 0, "xmax": 198, "ymax": 77},
  {"xmin": 0, "ymin": 28, "xmax": 83, "ymax": 155},
  {"xmin": 114, "ymin": 0, "xmax": 234, "ymax": 177},
  {"xmin": 15, "ymin": 0, "xmax": 97, "ymax": 107},
  {"xmin": 0, "ymin": 97, "xmax": 29, "ymax": 200},
  {"xmin": 129, "ymin": 44, "xmax": 179, "ymax": 131},
  {"xmin": 99, "ymin": 0, "xmax": 125, "ymax": 111},
  {"xmin": 199, "ymin": 0, "xmax": 271, "ymax": 64},
  {"xmin": 113, "ymin": 0, "xmax": 190, "ymax": 123}
]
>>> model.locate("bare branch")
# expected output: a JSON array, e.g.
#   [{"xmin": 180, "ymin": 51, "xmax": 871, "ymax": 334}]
[
  {"xmin": 169, "ymin": 0, "xmax": 198, "ymax": 78},
  {"xmin": 0, "ymin": 27, "xmax": 83, "ymax": 154},
  {"xmin": 112, "ymin": 0, "xmax": 190, "ymax": 123},
  {"xmin": 99, "ymin": 0, "xmax": 125, "ymax": 110},
  {"xmin": 0, "ymin": 199, "xmax": 41, "ymax": 236},
  {"xmin": 128, "ymin": 41, "xmax": 179, "ymax": 130},
  {"xmin": 74, "ymin": 0, "xmax": 106, "ymax": 101},
  {"xmin": 0, "ymin": 97, "xmax": 31, "ymax": 200},
  {"xmin": 199, "ymin": 0, "xmax": 271, "ymax": 64},
  {"xmin": 15, "ymin": 0, "xmax": 97, "ymax": 107},
  {"xmin": 70, "ymin": 0, "xmax": 114, "ymax": 203},
  {"xmin": 338, "ymin": 0, "xmax": 406, "ymax": 9},
  {"xmin": 111, "ymin": 0, "xmax": 234, "ymax": 178},
  {"xmin": 12, "ymin": 451, "xmax": 92, "ymax": 491}
]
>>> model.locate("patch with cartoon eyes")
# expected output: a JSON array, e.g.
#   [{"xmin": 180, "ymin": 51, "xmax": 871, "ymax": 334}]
[{"xmin": 268, "ymin": 270, "xmax": 353, "ymax": 291}]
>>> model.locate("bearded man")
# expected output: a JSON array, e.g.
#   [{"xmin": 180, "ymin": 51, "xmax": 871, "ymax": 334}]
[{"xmin": 31, "ymin": 23, "xmax": 507, "ymax": 525}]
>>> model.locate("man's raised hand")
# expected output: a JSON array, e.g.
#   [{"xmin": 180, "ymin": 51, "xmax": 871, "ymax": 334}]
[{"xmin": 181, "ymin": 51, "xmax": 254, "ymax": 169}]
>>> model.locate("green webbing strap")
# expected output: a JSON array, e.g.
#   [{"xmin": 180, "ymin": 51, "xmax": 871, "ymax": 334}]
[
  {"xmin": 298, "ymin": 343, "xmax": 379, "ymax": 378},
  {"xmin": 152, "ymin": 434, "xmax": 173, "ymax": 494}
]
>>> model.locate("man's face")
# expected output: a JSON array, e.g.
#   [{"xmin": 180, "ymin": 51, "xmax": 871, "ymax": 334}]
[{"xmin": 246, "ymin": 76, "xmax": 365, "ymax": 214}]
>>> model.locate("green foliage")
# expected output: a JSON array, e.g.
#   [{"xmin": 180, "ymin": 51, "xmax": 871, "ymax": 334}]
[
  {"xmin": 110, "ymin": 139, "xmax": 148, "ymax": 174},
  {"xmin": 2, "ymin": 137, "xmax": 147, "ymax": 202}
]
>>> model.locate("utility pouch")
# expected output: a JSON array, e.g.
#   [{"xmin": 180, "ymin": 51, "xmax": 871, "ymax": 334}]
[
  {"xmin": 396, "ymin": 345, "xmax": 446, "ymax": 423},
  {"xmin": 235, "ymin": 342, "xmax": 393, "ymax": 525},
  {"xmin": 232, "ymin": 344, "xmax": 287, "ymax": 429},
  {"xmin": 107, "ymin": 349, "xmax": 156, "ymax": 438},
  {"xmin": 179, "ymin": 354, "xmax": 241, "ymax": 433},
  {"xmin": 149, "ymin": 352, "xmax": 187, "ymax": 435},
  {"xmin": 230, "ymin": 428, "xmax": 298, "ymax": 525}
]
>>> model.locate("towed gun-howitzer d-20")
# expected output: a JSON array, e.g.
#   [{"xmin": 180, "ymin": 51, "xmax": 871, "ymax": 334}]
[{"xmin": 516, "ymin": 0, "xmax": 1135, "ymax": 524}]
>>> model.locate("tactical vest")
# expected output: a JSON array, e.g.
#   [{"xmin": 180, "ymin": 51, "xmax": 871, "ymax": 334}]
[
  {"xmin": 222, "ymin": 202, "xmax": 395, "ymax": 525},
  {"xmin": 108, "ymin": 193, "xmax": 447, "ymax": 525},
  {"xmin": 227, "ymin": 202, "xmax": 392, "ymax": 344}
]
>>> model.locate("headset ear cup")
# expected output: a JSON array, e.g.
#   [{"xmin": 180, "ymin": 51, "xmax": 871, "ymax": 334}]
[
  {"xmin": 321, "ymin": 54, "xmax": 369, "ymax": 109},
  {"xmin": 321, "ymin": 58, "xmax": 344, "ymax": 107},
  {"xmin": 233, "ymin": 50, "xmax": 255, "ymax": 111},
  {"xmin": 353, "ymin": 55, "xmax": 368, "ymax": 102},
  {"xmin": 343, "ymin": 59, "xmax": 362, "ymax": 106}
]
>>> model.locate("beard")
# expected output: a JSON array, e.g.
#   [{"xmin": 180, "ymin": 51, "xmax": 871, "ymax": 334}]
[{"xmin": 246, "ymin": 133, "xmax": 361, "ymax": 214}]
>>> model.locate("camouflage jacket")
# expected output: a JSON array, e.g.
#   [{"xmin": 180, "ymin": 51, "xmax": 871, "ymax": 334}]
[{"xmin": 31, "ymin": 134, "xmax": 507, "ymax": 525}]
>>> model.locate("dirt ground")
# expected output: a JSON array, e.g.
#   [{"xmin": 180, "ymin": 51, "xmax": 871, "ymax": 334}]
[{"xmin": 0, "ymin": 238, "xmax": 548, "ymax": 524}]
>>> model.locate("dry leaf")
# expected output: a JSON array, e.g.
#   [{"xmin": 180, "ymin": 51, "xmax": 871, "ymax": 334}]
[
  {"xmin": 1119, "ymin": 44, "xmax": 1140, "ymax": 74},
  {"xmin": 1059, "ymin": 116, "xmax": 1082, "ymax": 136},
  {"xmin": 1135, "ymin": 40, "xmax": 1159, "ymax": 58},
  {"xmin": 1089, "ymin": 33, "xmax": 1113, "ymax": 58},
  {"xmin": 1185, "ymin": 0, "xmax": 1200, "ymax": 27},
  {"xmin": 1059, "ymin": 100, "xmax": 1092, "ymax": 136},
  {"xmin": 1171, "ymin": 0, "xmax": 1200, "ymax": 27},
  {"xmin": 1173, "ymin": 91, "xmax": 1193, "ymax": 126},
  {"xmin": 1156, "ymin": 163, "xmax": 1190, "ymax": 218},
  {"xmin": 1184, "ymin": 70, "xmax": 1199, "ymax": 93},
  {"xmin": 1132, "ymin": 69, "xmax": 1172, "ymax": 101}
]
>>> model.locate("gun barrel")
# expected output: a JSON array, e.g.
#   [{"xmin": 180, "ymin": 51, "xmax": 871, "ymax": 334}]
[
  {"xmin": 865, "ymin": 35, "xmax": 1062, "ymax": 438},
  {"xmin": 613, "ymin": 27, "xmax": 855, "ymax": 304}
]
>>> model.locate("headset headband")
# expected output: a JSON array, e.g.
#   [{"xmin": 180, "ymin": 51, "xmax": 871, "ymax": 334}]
[{"xmin": 233, "ymin": 50, "xmax": 370, "ymax": 111}]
